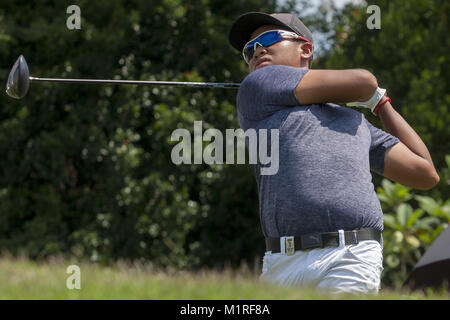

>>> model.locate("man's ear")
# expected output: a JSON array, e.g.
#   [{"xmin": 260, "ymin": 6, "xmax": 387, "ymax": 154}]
[{"xmin": 298, "ymin": 42, "xmax": 313, "ymax": 68}]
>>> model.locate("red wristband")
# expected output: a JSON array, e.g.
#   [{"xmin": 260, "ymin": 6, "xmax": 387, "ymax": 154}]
[{"xmin": 374, "ymin": 96, "xmax": 391, "ymax": 116}]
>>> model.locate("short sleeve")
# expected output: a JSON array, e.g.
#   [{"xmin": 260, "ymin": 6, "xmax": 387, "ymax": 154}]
[
  {"xmin": 365, "ymin": 118, "xmax": 400, "ymax": 175},
  {"xmin": 236, "ymin": 65, "xmax": 309, "ymax": 121}
]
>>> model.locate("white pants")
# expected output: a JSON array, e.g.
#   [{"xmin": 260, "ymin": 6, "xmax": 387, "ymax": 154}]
[{"xmin": 260, "ymin": 240, "xmax": 383, "ymax": 294}]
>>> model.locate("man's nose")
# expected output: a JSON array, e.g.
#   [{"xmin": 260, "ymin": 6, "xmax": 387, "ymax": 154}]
[{"xmin": 253, "ymin": 43, "xmax": 267, "ymax": 60}]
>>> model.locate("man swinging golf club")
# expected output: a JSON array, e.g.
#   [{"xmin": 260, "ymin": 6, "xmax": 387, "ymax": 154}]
[{"xmin": 228, "ymin": 12, "xmax": 439, "ymax": 294}]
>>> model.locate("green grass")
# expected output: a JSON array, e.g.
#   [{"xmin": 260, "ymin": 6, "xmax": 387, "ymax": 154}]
[{"xmin": 0, "ymin": 255, "xmax": 448, "ymax": 300}]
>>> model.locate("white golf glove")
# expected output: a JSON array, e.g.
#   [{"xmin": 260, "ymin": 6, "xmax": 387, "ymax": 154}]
[{"xmin": 347, "ymin": 87, "xmax": 386, "ymax": 114}]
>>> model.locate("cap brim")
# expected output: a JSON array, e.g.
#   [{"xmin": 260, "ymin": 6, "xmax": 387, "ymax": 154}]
[{"xmin": 228, "ymin": 12, "xmax": 297, "ymax": 52}]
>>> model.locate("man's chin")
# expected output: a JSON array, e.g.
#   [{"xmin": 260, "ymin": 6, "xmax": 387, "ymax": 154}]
[{"xmin": 253, "ymin": 62, "xmax": 271, "ymax": 71}]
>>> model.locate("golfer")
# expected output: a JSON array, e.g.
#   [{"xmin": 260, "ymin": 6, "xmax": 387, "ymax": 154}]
[{"xmin": 228, "ymin": 12, "xmax": 439, "ymax": 294}]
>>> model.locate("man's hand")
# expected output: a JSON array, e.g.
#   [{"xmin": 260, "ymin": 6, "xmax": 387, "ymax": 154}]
[{"xmin": 346, "ymin": 87, "xmax": 386, "ymax": 114}]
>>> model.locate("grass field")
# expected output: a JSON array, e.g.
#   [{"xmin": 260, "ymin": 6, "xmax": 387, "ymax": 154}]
[{"xmin": 0, "ymin": 255, "xmax": 448, "ymax": 300}]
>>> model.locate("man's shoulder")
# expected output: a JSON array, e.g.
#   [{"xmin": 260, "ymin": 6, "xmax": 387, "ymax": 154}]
[
  {"xmin": 241, "ymin": 64, "xmax": 304, "ymax": 83},
  {"xmin": 238, "ymin": 65, "xmax": 308, "ymax": 101}
]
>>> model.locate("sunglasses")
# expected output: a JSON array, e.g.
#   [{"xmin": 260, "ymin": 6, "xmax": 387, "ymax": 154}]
[{"xmin": 242, "ymin": 30, "xmax": 311, "ymax": 64}]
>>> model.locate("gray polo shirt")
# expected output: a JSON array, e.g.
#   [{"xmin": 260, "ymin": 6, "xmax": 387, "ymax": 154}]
[{"xmin": 236, "ymin": 65, "xmax": 400, "ymax": 238}]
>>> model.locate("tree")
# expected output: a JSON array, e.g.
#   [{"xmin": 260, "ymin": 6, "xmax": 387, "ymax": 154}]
[{"xmin": 0, "ymin": 0, "xmax": 276, "ymax": 268}]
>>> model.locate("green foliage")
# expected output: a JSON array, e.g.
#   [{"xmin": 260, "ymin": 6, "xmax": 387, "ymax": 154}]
[
  {"xmin": 0, "ymin": 0, "xmax": 275, "ymax": 269},
  {"xmin": 377, "ymin": 158, "xmax": 450, "ymax": 288}
]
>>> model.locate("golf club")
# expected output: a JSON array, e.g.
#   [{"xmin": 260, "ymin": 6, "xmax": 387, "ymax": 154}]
[{"xmin": 6, "ymin": 55, "xmax": 240, "ymax": 99}]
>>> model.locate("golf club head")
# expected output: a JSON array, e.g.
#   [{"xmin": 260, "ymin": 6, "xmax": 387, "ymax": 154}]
[{"xmin": 6, "ymin": 55, "xmax": 30, "ymax": 99}]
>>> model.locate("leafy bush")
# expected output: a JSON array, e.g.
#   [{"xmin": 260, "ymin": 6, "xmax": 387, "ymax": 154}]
[
  {"xmin": 377, "ymin": 156, "xmax": 450, "ymax": 289},
  {"xmin": 0, "ymin": 0, "xmax": 274, "ymax": 270}
]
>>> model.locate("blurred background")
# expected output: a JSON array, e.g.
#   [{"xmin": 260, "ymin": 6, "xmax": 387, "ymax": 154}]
[{"xmin": 0, "ymin": 0, "xmax": 448, "ymax": 290}]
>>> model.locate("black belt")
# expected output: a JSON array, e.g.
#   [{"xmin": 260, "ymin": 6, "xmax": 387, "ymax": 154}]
[{"xmin": 265, "ymin": 228, "xmax": 382, "ymax": 254}]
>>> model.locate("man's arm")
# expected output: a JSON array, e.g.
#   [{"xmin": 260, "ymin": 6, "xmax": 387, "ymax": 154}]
[
  {"xmin": 294, "ymin": 68, "xmax": 439, "ymax": 190},
  {"xmin": 294, "ymin": 69, "xmax": 378, "ymax": 104},
  {"xmin": 379, "ymin": 101, "xmax": 440, "ymax": 190}
]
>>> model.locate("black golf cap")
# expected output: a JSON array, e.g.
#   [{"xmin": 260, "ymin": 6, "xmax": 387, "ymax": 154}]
[{"xmin": 228, "ymin": 12, "xmax": 313, "ymax": 52}]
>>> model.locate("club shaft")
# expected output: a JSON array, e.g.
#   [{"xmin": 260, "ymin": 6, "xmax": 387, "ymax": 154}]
[{"xmin": 29, "ymin": 76, "xmax": 240, "ymax": 89}]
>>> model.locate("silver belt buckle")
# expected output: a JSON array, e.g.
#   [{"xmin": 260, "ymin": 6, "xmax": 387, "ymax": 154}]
[{"xmin": 285, "ymin": 236, "xmax": 295, "ymax": 256}]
